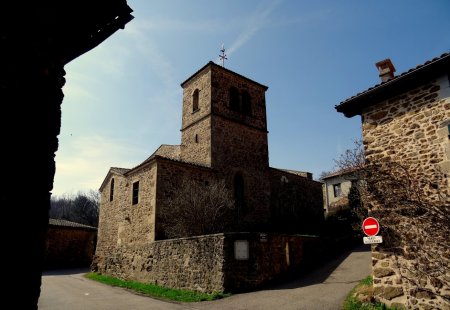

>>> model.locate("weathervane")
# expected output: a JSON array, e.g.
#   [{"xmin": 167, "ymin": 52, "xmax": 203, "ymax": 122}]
[{"xmin": 219, "ymin": 43, "xmax": 227, "ymax": 67}]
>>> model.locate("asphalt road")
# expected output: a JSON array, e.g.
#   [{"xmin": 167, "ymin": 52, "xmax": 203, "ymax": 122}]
[{"xmin": 38, "ymin": 244, "xmax": 371, "ymax": 310}]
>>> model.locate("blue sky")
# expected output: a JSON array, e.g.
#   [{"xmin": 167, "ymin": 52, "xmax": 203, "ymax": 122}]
[{"xmin": 53, "ymin": 0, "xmax": 450, "ymax": 196}]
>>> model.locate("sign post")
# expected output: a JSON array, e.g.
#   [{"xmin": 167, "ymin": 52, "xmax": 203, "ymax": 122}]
[{"xmin": 362, "ymin": 217, "xmax": 383, "ymax": 244}]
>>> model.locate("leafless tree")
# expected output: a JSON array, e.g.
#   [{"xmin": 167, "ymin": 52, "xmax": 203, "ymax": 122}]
[
  {"xmin": 159, "ymin": 178, "xmax": 235, "ymax": 239},
  {"xmin": 50, "ymin": 189, "xmax": 100, "ymax": 227},
  {"xmin": 331, "ymin": 140, "xmax": 449, "ymax": 301},
  {"xmin": 333, "ymin": 139, "xmax": 366, "ymax": 173},
  {"xmin": 361, "ymin": 160, "xmax": 449, "ymax": 301}
]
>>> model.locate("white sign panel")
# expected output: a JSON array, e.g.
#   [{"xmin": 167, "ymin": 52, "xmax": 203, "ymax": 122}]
[
  {"xmin": 363, "ymin": 236, "xmax": 383, "ymax": 244},
  {"xmin": 234, "ymin": 240, "xmax": 249, "ymax": 260}
]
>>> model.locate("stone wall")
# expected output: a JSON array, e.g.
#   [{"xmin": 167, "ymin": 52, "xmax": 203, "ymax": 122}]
[
  {"xmin": 154, "ymin": 159, "xmax": 217, "ymax": 239},
  {"xmin": 92, "ymin": 232, "xmax": 324, "ymax": 293},
  {"xmin": 181, "ymin": 67, "xmax": 212, "ymax": 166},
  {"xmin": 45, "ymin": 226, "xmax": 96, "ymax": 268},
  {"xmin": 269, "ymin": 168, "xmax": 324, "ymax": 234},
  {"xmin": 96, "ymin": 163, "xmax": 157, "ymax": 262},
  {"xmin": 210, "ymin": 64, "xmax": 268, "ymax": 132},
  {"xmin": 361, "ymin": 76, "xmax": 450, "ymax": 309}
]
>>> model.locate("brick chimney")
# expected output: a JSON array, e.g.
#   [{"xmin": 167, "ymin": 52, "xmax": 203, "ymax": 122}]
[{"xmin": 375, "ymin": 58, "xmax": 396, "ymax": 82}]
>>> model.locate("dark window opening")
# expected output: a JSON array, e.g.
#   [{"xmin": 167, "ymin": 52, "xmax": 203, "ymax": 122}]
[
  {"xmin": 333, "ymin": 183, "xmax": 342, "ymax": 198},
  {"xmin": 109, "ymin": 178, "xmax": 115, "ymax": 202},
  {"xmin": 132, "ymin": 181, "xmax": 139, "ymax": 205},
  {"xmin": 234, "ymin": 173, "xmax": 246, "ymax": 213},
  {"xmin": 195, "ymin": 134, "xmax": 199, "ymax": 143},
  {"xmin": 241, "ymin": 91, "xmax": 252, "ymax": 116},
  {"xmin": 229, "ymin": 87, "xmax": 240, "ymax": 112},
  {"xmin": 192, "ymin": 89, "xmax": 199, "ymax": 112}
]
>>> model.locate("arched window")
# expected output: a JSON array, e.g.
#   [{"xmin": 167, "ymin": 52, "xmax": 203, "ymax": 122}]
[
  {"xmin": 192, "ymin": 89, "xmax": 199, "ymax": 112},
  {"xmin": 234, "ymin": 173, "xmax": 246, "ymax": 213},
  {"xmin": 241, "ymin": 91, "xmax": 251, "ymax": 115},
  {"xmin": 109, "ymin": 178, "xmax": 115, "ymax": 202},
  {"xmin": 229, "ymin": 87, "xmax": 240, "ymax": 112}
]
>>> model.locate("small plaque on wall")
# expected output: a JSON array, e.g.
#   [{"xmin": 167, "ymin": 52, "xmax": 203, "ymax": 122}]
[{"xmin": 234, "ymin": 240, "xmax": 249, "ymax": 260}]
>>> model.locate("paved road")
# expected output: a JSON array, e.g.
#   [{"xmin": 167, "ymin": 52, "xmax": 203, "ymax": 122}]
[{"xmin": 38, "ymin": 244, "xmax": 371, "ymax": 310}]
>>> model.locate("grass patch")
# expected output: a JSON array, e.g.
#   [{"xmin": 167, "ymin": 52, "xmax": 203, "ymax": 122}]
[
  {"xmin": 342, "ymin": 276, "xmax": 399, "ymax": 310},
  {"xmin": 85, "ymin": 272, "xmax": 230, "ymax": 302}
]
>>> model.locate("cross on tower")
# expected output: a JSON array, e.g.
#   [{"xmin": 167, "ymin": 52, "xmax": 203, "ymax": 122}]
[{"xmin": 219, "ymin": 44, "xmax": 227, "ymax": 67}]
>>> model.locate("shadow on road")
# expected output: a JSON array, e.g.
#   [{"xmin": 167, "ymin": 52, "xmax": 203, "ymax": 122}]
[
  {"xmin": 264, "ymin": 243, "xmax": 371, "ymax": 290},
  {"xmin": 42, "ymin": 267, "xmax": 90, "ymax": 276}
]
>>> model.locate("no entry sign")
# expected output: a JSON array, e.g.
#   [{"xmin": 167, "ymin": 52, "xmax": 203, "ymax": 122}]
[{"xmin": 362, "ymin": 217, "xmax": 380, "ymax": 236}]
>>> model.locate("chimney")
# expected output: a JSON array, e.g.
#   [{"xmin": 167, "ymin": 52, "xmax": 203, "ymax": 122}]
[{"xmin": 375, "ymin": 58, "xmax": 396, "ymax": 82}]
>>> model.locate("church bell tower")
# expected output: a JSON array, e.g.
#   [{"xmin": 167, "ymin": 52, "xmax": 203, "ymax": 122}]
[{"xmin": 179, "ymin": 61, "xmax": 269, "ymax": 172}]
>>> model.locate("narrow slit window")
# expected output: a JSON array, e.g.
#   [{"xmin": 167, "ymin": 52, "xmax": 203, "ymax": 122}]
[
  {"xmin": 109, "ymin": 178, "xmax": 115, "ymax": 202},
  {"xmin": 132, "ymin": 181, "xmax": 139, "ymax": 205}
]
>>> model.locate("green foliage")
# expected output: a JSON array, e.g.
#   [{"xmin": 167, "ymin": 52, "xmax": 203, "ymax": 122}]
[
  {"xmin": 342, "ymin": 276, "xmax": 398, "ymax": 310},
  {"xmin": 85, "ymin": 272, "xmax": 230, "ymax": 302}
]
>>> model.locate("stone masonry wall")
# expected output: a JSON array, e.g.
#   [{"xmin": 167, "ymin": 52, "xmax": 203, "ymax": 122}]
[
  {"xmin": 93, "ymin": 234, "xmax": 226, "ymax": 293},
  {"xmin": 180, "ymin": 67, "xmax": 212, "ymax": 166},
  {"xmin": 96, "ymin": 163, "xmax": 157, "ymax": 262},
  {"xmin": 92, "ymin": 232, "xmax": 323, "ymax": 293},
  {"xmin": 210, "ymin": 64, "xmax": 268, "ymax": 132},
  {"xmin": 154, "ymin": 159, "xmax": 217, "ymax": 239},
  {"xmin": 45, "ymin": 226, "xmax": 96, "ymax": 268},
  {"xmin": 361, "ymin": 76, "xmax": 450, "ymax": 309},
  {"xmin": 269, "ymin": 168, "xmax": 324, "ymax": 234}
]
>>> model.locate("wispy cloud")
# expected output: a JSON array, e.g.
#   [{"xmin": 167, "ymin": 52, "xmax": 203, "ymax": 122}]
[
  {"xmin": 53, "ymin": 135, "xmax": 146, "ymax": 196},
  {"xmin": 126, "ymin": 18, "xmax": 223, "ymax": 34},
  {"xmin": 124, "ymin": 21, "xmax": 177, "ymax": 90},
  {"xmin": 223, "ymin": 0, "xmax": 282, "ymax": 60}
]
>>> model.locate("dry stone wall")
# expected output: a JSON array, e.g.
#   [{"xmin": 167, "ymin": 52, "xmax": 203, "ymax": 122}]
[{"xmin": 92, "ymin": 232, "xmax": 324, "ymax": 293}]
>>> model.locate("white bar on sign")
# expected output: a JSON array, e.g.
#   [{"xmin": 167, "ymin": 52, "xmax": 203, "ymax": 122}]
[{"xmin": 365, "ymin": 224, "xmax": 377, "ymax": 229}]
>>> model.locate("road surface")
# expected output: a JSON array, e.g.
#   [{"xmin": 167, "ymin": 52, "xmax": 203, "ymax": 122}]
[{"xmin": 39, "ymin": 244, "xmax": 371, "ymax": 310}]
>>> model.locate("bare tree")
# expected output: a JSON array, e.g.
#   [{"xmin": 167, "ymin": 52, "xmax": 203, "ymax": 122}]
[
  {"xmin": 331, "ymin": 140, "xmax": 450, "ymax": 302},
  {"xmin": 333, "ymin": 139, "xmax": 365, "ymax": 173},
  {"xmin": 361, "ymin": 161, "xmax": 449, "ymax": 302},
  {"xmin": 159, "ymin": 178, "xmax": 235, "ymax": 239},
  {"xmin": 50, "ymin": 189, "xmax": 100, "ymax": 227}
]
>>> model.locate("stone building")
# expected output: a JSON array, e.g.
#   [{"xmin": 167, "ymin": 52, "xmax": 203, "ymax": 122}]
[
  {"xmin": 336, "ymin": 53, "xmax": 450, "ymax": 309},
  {"xmin": 94, "ymin": 62, "xmax": 324, "ymax": 289},
  {"xmin": 45, "ymin": 219, "xmax": 97, "ymax": 269}
]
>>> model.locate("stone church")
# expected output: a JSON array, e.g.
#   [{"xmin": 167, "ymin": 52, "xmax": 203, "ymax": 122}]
[{"xmin": 96, "ymin": 62, "xmax": 323, "ymax": 251}]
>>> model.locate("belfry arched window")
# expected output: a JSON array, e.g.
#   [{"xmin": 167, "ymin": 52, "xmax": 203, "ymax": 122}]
[
  {"xmin": 229, "ymin": 87, "xmax": 240, "ymax": 112},
  {"xmin": 192, "ymin": 89, "xmax": 199, "ymax": 112},
  {"xmin": 241, "ymin": 91, "xmax": 251, "ymax": 116}
]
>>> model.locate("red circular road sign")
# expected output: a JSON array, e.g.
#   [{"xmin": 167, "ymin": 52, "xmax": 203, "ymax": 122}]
[{"xmin": 362, "ymin": 217, "xmax": 380, "ymax": 236}]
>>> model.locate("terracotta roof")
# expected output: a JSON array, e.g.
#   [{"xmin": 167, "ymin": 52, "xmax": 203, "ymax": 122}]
[
  {"xmin": 336, "ymin": 52, "xmax": 450, "ymax": 117},
  {"xmin": 110, "ymin": 167, "xmax": 130, "ymax": 175},
  {"xmin": 320, "ymin": 167, "xmax": 361, "ymax": 180},
  {"xmin": 124, "ymin": 144, "xmax": 210, "ymax": 176},
  {"xmin": 48, "ymin": 218, "xmax": 97, "ymax": 230}
]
